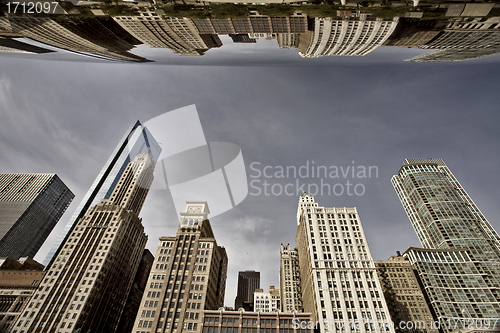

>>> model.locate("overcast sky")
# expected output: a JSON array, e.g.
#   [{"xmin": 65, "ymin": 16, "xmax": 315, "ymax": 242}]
[{"xmin": 1, "ymin": 49, "xmax": 500, "ymax": 306}]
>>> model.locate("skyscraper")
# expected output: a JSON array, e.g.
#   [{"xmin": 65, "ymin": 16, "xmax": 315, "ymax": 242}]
[
  {"xmin": 132, "ymin": 201, "xmax": 228, "ymax": 333},
  {"xmin": 296, "ymin": 193, "xmax": 394, "ymax": 333},
  {"xmin": 43, "ymin": 120, "xmax": 161, "ymax": 267},
  {"xmin": 280, "ymin": 244, "xmax": 303, "ymax": 312},
  {"xmin": 392, "ymin": 159, "xmax": 500, "ymax": 330},
  {"xmin": 235, "ymin": 271, "xmax": 260, "ymax": 311},
  {"xmin": 13, "ymin": 153, "xmax": 156, "ymax": 333},
  {"xmin": 0, "ymin": 174, "xmax": 74, "ymax": 259}
]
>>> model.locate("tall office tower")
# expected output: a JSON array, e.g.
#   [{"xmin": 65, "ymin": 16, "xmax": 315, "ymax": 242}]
[
  {"xmin": 280, "ymin": 244, "xmax": 303, "ymax": 312},
  {"xmin": 254, "ymin": 286, "xmax": 280, "ymax": 313},
  {"xmin": 44, "ymin": 120, "xmax": 161, "ymax": 267},
  {"xmin": 374, "ymin": 254, "xmax": 438, "ymax": 333},
  {"xmin": 0, "ymin": 174, "xmax": 74, "ymax": 259},
  {"xmin": 133, "ymin": 201, "xmax": 228, "ymax": 333},
  {"xmin": 392, "ymin": 159, "xmax": 500, "ymax": 330},
  {"xmin": 12, "ymin": 153, "xmax": 155, "ymax": 333},
  {"xmin": 296, "ymin": 193, "xmax": 394, "ymax": 333},
  {"xmin": 235, "ymin": 271, "xmax": 260, "ymax": 311}
]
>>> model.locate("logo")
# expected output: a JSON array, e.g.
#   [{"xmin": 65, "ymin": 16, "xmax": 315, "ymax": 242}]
[{"xmin": 144, "ymin": 105, "xmax": 248, "ymax": 218}]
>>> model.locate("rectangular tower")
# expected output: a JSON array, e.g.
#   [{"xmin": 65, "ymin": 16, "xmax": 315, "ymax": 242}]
[
  {"xmin": 280, "ymin": 244, "xmax": 303, "ymax": 313},
  {"xmin": 13, "ymin": 153, "xmax": 156, "ymax": 333},
  {"xmin": 132, "ymin": 201, "xmax": 228, "ymax": 333},
  {"xmin": 296, "ymin": 192, "xmax": 394, "ymax": 333},
  {"xmin": 235, "ymin": 270, "xmax": 260, "ymax": 311},
  {"xmin": 0, "ymin": 174, "xmax": 74, "ymax": 259},
  {"xmin": 392, "ymin": 159, "xmax": 500, "ymax": 329},
  {"xmin": 44, "ymin": 120, "xmax": 161, "ymax": 267}
]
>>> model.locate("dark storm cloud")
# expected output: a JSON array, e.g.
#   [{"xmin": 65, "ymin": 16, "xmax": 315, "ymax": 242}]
[{"xmin": 1, "ymin": 57, "xmax": 500, "ymax": 305}]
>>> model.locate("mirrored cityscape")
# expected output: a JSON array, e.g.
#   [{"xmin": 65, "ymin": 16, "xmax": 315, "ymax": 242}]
[{"xmin": 1, "ymin": 1, "xmax": 500, "ymax": 63}]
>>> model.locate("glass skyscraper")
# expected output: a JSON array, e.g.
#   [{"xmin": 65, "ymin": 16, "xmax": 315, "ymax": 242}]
[
  {"xmin": 392, "ymin": 159, "xmax": 500, "ymax": 330},
  {"xmin": 43, "ymin": 120, "xmax": 161, "ymax": 268}
]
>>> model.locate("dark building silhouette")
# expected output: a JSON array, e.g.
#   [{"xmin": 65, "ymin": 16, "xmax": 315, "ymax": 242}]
[{"xmin": 234, "ymin": 270, "xmax": 260, "ymax": 311}]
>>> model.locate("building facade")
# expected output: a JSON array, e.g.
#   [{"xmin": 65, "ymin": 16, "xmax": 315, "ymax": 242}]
[
  {"xmin": 0, "ymin": 261, "xmax": 45, "ymax": 331},
  {"xmin": 201, "ymin": 309, "xmax": 314, "ymax": 333},
  {"xmin": 11, "ymin": 153, "xmax": 156, "ymax": 333},
  {"xmin": 43, "ymin": 120, "xmax": 161, "ymax": 267},
  {"xmin": 235, "ymin": 271, "xmax": 260, "ymax": 311},
  {"xmin": 297, "ymin": 17, "xmax": 399, "ymax": 58},
  {"xmin": 374, "ymin": 254, "xmax": 437, "ymax": 333},
  {"xmin": 296, "ymin": 193, "xmax": 394, "ymax": 333},
  {"xmin": 117, "ymin": 249, "xmax": 155, "ymax": 333},
  {"xmin": 0, "ymin": 173, "xmax": 74, "ymax": 259},
  {"xmin": 132, "ymin": 201, "xmax": 228, "ymax": 333},
  {"xmin": 280, "ymin": 245, "xmax": 302, "ymax": 313},
  {"xmin": 254, "ymin": 286, "xmax": 280, "ymax": 313},
  {"xmin": 392, "ymin": 159, "xmax": 500, "ymax": 330}
]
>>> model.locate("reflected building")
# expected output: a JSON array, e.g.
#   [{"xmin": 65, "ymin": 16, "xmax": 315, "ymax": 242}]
[
  {"xmin": 230, "ymin": 34, "xmax": 257, "ymax": 43},
  {"xmin": 4, "ymin": 11, "xmax": 500, "ymax": 62},
  {"xmin": 191, "ymin": 14, "xmax": 307, "ymax": 35},
  {"xmin": 392, "ymin": 159, "xmax": 500, "ymax": 331},
  {"xmin": 383, "ymin": 19, "xmax": 444, "ymax": 48},
  {"xmin": 277, "ymin": 33, "xmax": 300, "ymax": 49},
  {"xmin": 406, "ymin": 17, "xmax": 500, "ymax": 62},
  {"xmin": 297, "ymin": 17, "xmax": 399, "ymax": 57},
  {"xmin": 0, "ymin": 36, "xmax": 54, "ymax": 53},
  {"xmin": 0, "ymin": 15, "xmax": 147, "ymax": 61},
  {"xmin": 114, "ymin": 14, "xmax": 222, "ymax": 55}
]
